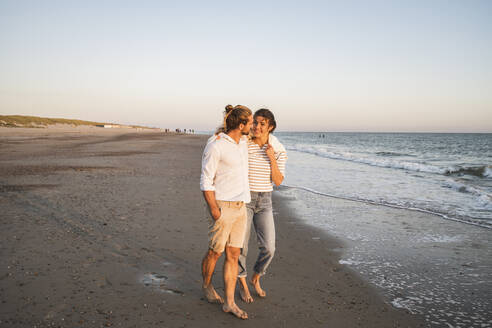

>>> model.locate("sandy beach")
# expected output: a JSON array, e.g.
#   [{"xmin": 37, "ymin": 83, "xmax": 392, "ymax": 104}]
[{"xmin": 0, "ymin": 127, "xmax": 425, "ymax": 327}]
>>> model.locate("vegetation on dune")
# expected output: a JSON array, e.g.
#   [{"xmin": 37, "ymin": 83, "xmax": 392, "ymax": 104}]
[
  {"xmin": 0, "ymin": 115, "xmax": 108, "ymax": 128},
  {"xmin": 0, "ymin": 115, "xmax": 155, "ymax": 129}
]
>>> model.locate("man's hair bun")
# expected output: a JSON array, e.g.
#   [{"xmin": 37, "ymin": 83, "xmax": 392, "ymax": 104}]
[{"xmin": 225, "ymin": 104, "xmax": 234, "ymax": 113}]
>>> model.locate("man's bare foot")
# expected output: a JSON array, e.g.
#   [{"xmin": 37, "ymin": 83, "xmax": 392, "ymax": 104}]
[
  {"xmin": 203, "ymin": 285, "xmax": 224, "ymax": 304},
  {"xmin": 223, "ymin": 303, "xmax": 248, "ymax": 319},
  {"xmin": 250, "ymin": 276, "xmax": 266, "ymax": 298},
  {"xmin": 239, "ymin": 282, "xmax": 253, "ymax": 303}
]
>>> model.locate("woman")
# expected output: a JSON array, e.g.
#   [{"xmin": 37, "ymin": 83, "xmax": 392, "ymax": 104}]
[{"xmin": 237, "ymin": 108, "xmax": 287, "ymax": 303}]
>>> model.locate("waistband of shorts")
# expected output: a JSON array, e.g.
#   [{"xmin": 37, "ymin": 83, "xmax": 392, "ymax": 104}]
[{"xmin": 216, "ymin": 200, "xmax": 244, "ymax": 208}]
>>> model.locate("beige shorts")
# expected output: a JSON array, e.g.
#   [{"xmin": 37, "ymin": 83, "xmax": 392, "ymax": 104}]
[{"xmin": 208, "ymin": 200, "xmax": 247, "ymax": 253}]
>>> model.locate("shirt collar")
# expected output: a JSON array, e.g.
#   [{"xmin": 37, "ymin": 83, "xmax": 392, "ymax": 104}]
[{"xmin": 218, "ymin": 132, "xmax": 239, "ymax": 144}]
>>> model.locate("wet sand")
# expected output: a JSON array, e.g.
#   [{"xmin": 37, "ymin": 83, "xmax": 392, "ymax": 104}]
[{"xmin": 0, "ymin": 127, "xmax": 425, "ymax": 327}]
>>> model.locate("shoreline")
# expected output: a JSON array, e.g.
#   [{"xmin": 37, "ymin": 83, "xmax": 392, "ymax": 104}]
[{"xmin": 0, "ymin": 128, "xmax": 424, "ymax": 327}]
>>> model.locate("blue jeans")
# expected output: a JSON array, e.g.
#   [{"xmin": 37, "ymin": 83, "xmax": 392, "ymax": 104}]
[{"xmin": 238, "ymin": 191, "xmax": 275, "ymax": 278}]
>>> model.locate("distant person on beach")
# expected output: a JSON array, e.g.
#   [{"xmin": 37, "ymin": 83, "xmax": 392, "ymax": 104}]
[
  {"xmin": 237, "ymin": 108, "xmax": 287, "ymax": 303},
  {"xmin": 200, "ymin": 105, "xmax": 253, "ymax": 319}
]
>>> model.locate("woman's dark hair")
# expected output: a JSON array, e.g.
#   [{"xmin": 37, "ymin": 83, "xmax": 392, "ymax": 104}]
[
  {"xmin": 215, "ymin": 104, "xmax": 252, "ymax": 134},
  {"xmin": 254, "ymin": 108, "xmax": 277, "ymax": 133}
]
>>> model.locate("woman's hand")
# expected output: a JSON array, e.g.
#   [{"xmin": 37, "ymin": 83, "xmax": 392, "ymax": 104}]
[{"xmin": 265, "ymin": 144, "xmax": 276, "ymax": 162}]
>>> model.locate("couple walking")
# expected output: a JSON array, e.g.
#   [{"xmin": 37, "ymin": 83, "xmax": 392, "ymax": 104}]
[{"xmin": 199, "ymin": 105, "xmax": 287, "ymax": 319}]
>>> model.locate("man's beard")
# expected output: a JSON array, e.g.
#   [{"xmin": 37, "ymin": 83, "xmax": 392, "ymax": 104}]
[{"xmin": 241, "ymin": 129, "xmax": 250, "ymax": 135}]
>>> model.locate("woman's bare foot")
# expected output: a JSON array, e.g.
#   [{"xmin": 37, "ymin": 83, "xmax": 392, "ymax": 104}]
[
  {"xmin": 222, "ymin": 303, "xmax": 248, "ymax": 319},
  {"xmin": 250, "ymin": 274, "xmax": 266, "ymax": 298},
  {"xmin": 202, "ymin": 285, "xmax": 224, "ymax": 304},
  {"xmin": 238, "ymin": 277, "xmax": 253, "ymax": 303}
]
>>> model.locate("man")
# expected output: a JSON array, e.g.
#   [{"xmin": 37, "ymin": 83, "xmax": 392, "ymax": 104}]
[{"xmin": 200, "ymin": 105, "xmax": 253, "ymax": 320}]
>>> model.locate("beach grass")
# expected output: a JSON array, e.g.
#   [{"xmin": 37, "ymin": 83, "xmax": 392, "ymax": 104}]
[
  {"xmin": 0, "ymin": 115, "xmax": 107, "ymax": 128},
  {"xmin": 0, "ymin": 115, "xmax": 155, "ymax": 129}
]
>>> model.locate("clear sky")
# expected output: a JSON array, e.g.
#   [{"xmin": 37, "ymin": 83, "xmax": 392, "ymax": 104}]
[{"xmin": 1, "ymin": 0, "xmax": 491, "ymax": 132}]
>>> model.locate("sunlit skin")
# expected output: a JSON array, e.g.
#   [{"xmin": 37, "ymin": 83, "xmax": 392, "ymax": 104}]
[
  {"xmin": 238, "ymin": 115, "xmax": 284, "ymax": 303},
  {"xmin": 201, "ymin": 114, "xmax": 253, "ymax": 319}
]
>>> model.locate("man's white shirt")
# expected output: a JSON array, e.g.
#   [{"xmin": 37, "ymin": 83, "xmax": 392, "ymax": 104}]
[{"xmin": 200, "ymin": 133, "xmax": 251, "ymax": 203}]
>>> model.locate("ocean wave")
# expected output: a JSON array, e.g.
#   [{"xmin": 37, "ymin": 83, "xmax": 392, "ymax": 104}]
[
  {"xmin": 442, "ymin": 180, "xmax": 492, "ymax": 210},
  {"xmin": 375, "ymin": 151, "xmax": 410, "ymax": 157},
  {"xmin": 445, "ymin": 165, "xmax": 492, "ymax": 178},
  {"xmin": 442, "ymin": 179, "xmax": 488, "ymax": 195},
  {"xmin": 286, "ymin": 145, "xmax": 491, "ymax": 178}
]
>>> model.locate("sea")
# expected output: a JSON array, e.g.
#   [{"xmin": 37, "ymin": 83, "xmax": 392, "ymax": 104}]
[{"xmin": 272, "ymin": 132, "xmax": 492, "ymax": 328}]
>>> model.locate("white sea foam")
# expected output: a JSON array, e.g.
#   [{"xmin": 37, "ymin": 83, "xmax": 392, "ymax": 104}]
[
  {"xmin": 478, "ymin": 194, "xmax": 492, "ymax": 210},
  {"xmin": 345, "ymin": 232, "xmax": 371, "ymax": 242},
  {"xmin": 284, "ymin": 184, "xmax": 492, "ymax": 229},
  {"xmin": 339, "ymin": 259, "xmax": 376, "ymax": 266},
  {"xmin": 418, "ymin": 234, "xmax": 463, "ymax": 243},
  {"xmin": 339, "ymin": 259, "xmax": 356, "ymax": 265},
  {"xmin": 339, "ymin": 259, "xmax": 363, "ymax": 265},
  {"xmin": 391, "ymin": 298, "xmax": 416, "ymax": 313}
]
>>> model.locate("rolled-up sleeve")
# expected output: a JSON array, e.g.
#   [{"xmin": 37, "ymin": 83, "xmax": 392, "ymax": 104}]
[{"xmin": 200, "ymin": 142, "xmax": 220, "ymax": 191}]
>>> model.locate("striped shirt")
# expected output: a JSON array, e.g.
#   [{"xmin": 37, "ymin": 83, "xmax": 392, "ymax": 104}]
[{"xmin": 248, "ymin": 139, "xmax": 287, "ymax": 192}]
